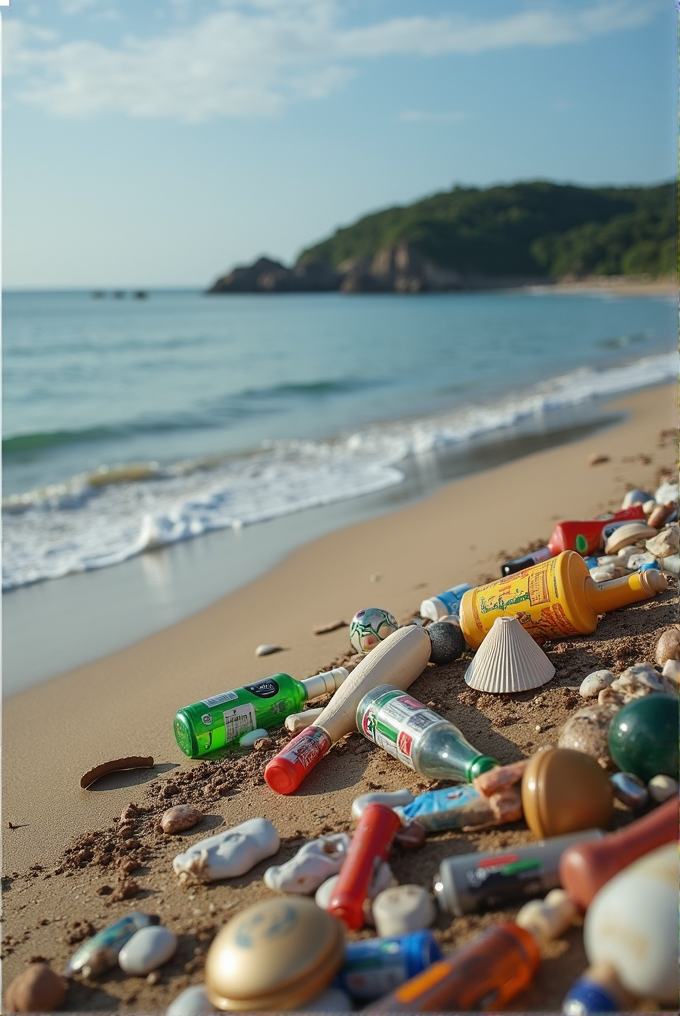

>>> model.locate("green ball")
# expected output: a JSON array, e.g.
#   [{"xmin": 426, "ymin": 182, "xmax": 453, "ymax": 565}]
[
  {"xmin": 608, "ymin": 695, "xmax": 679, "ymax": 783},
  {"xmin": 427, "ymin": 621, "xmax": 465, "ymax": 665}
]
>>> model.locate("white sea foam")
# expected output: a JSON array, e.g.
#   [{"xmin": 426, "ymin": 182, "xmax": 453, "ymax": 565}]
[{"xmin": 2, "ymin": 352, "xmax": 676, "ymax": 590}]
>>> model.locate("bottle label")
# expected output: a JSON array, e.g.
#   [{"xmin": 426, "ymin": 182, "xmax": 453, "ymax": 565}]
[
  {"xmin": 461, "ymin": 853, "xmax": 545, "ymax": 908},
  {"xmin": 340, "ymin": 943, "xmax": 407, "ymax": 998},
  {"xmin": 361, "ymin": 690, "xmax": 440, "ymax": 769},
  {"xmin": 436, "ymin": 584, "xmax": 473, "ymax": 616},
  {"xmin": 202, "ymin": 690, "xmax": 238, "ymax": 708},
  {"xmin": 278, "ymin": 726, "xmax": 331, "ymax": 770},
  {"xmin": 245, "ymin": 678, "xmax": 281, "ymax": 698},
  {"xmin": 222, "ymin": 702, "xmax": 257, "ymax": 742}
]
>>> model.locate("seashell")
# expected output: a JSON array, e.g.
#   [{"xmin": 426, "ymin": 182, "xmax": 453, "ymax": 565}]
[
  {"xmin": 173, "ymin": 818, "xmax": 279, "ymax": 883},
  {"xmin": 610, "ymin": 772, "xmax": 648, "ymax": 809},
  {"xmin": 622, "ymin": 489, "xmax": 652, "ymax": 509},
  {"xmin": 297, "ymin": 987, "xmax": 352, "ymax": 1012},
  {"xmin": 255, "ymin": 644, "xmax": 284, "ymax": 657},
  {"xmin": 604, "ymin": 522, "xmax": 657, "ymax": 555},
  {"xmin": 166, "ymin": 984, "xmax": 216, "ymax": 1016},
  {"xmin": 645, "ymin": 526, "xmax": 679, "ymax": 559},
  {"xmin": 611, "ymin": 663, "xmax": 676, "ymax": 701},
  {"xmin": 647, "ymin": 774, "xmax": 679, "ymax": 803},
  {"xmin": 351, "ymin": 789, "xmax": 415, "ymax": 821},
  {"xmin": 515, "ymin": 889, "xmax": 578, "ymax": 946},
  {"xmin": 5, "ymin": 963, "xmax": 68, "ymax": 1013},
  {"xmin": 161, "ymin": 805, "xmax": 203, "ymax": 835},
  {"xmin": 315, "ymin": 862, "xmax": 396, "ymax": 925},
  {"xmin": 557, "ymin": 703, "xmax": 619, "ymax": 770},
  {"xmin": 580, "ymin": 670, "xmax": 615, "ymax": 699},
  {"xmin": 372, "ymin": 885, "xmax": 435, "ymax": 937},
  {"xmin": 661, "ymin": 658, "xmax": 680, "ymax": 684},
  {"xmin": 264, "ymin": 834, "xmax": 351, "ymax": 895},
  {"xmin": 119, "ymin": 926, "xmax": 177, "ymax": 975},
  {"xmin": 597, "ymin": 686, "xmax": 627, "ymax": 709},
  {"xmin": 465, "ymin": 615, "xmax": 555, "ymax": 693},
  {"xmin": 655, "ymin": 627, "xmax": 680, "ymax": 667},
  {"xmin": 239, "ymin": 728, "xmax": 269, "ymax": 747},
  {"xmin": 285, "ymin": 708, "xmax": 324, "ymax": 735}
]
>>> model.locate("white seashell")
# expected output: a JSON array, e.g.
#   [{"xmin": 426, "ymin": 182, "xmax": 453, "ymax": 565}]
[
  {"xmin": 315, "ymin": 862, "xmax": 396, "ymax": 925},
  {"xmin": 263, "ymin": 833, "xmax": 350, "ymax": 894},
  {"xmin": 296, "ymin": 987, "xmax": 352, "ymax": 1012},
  {"xmin": 465, "ymin": 615, "xmax": 555, "ymax": 693},
  {"xmin": 584, "ymin": 843, "xmax": 679, "ymax": 1003},
  {"xmin": 166, "ymin": 984, "xmax": 217, "ymax": 1016},
  {"xmin": 372, "ymin": 885, "xmax": 435, "ymax": 937},
  {"xmin": 647, "ymin": 774, "xmax": 679, "ymax": 803},
  {"xmin": 661, "ymin": 659, "xmax": 680, "ymax": 684},
  {"xmin": 119, "ymin": 926, "xmax": 177, "ymax": 975},
  {"xmin": 515, "ymin": 889, "xmax": 578, "ymax": 946},
  {"xmin": 646, "ymin": 526, "xmax": 679, "ymax": 559},
  {"xmin": 255, "ymin": 644, "xmax": 284, "ymax": 656},
  {"xmin": 579, "ymin": 670, "xmax": 616, "ymax": 699},
  {"xmin": 239, "ymin": 728, "xmax": 269, "ymax": 747},
  {"xmin": 351, "ymin": 789, "xmax": 415, "ymax": 821},
  {"xmin": 284, "ymin": 708, "xmax": 325, "ymax": 735},
  {"xmin": 173, "ymin": 818, "xmax": 279, "ymax": 883}
]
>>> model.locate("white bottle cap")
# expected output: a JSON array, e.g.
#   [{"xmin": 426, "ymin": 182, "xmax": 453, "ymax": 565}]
[
  {"xmin": 302, "ymin": 667, "xmax": 349, "ymax": 701},
  {"xmin": 420, "ymin": 597, "xmax": 447, "ymax": 621}
]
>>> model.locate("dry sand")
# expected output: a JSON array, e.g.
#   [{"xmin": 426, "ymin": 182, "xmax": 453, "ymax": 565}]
[{"xmin": 2, "ymin": 383, "xmax": 678, "ymax": 1014}]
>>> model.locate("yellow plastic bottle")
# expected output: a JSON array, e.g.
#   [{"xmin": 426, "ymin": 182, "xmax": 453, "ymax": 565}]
[{"xmin": 459, "ymin": 551, "xmax": 668, "ymax": 650}]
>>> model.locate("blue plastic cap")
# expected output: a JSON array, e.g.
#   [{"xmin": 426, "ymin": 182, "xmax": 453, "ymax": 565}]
[
  {"xmin": 562, "ymin": 978, "xmax": 620, "ymax": 1015},
  {"xmin": 638, "ymin": 561, "xmax": 660, "ymax": 572},
  {"xmin": 402, "ymin": 929, "xmax": 442, "ymax": 979}
]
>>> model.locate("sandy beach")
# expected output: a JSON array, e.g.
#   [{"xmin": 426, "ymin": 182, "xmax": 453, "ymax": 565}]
[{"xmin": 2, "ymin": 382, "xmax": 677, "ymax": 1014}]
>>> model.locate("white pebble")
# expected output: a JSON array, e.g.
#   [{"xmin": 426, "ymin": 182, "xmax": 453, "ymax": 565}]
[
  {"xmin": 173, "ymin": 818, "xmax": 280, "ymax": 883},
  {"xmin": 580, "ymin": 670, "xmax": 616, "ymax": 699},
  {"xmin": 372, "ymin": 885, "xmax": 435, "ymax": 937},
  {"xmin": 255, "ymin": 644, "xmax": 284, "ymax": 656},
  {"xmin": 166, "ymin": 984, "xmax": 216, "ymax": 1016},
  {"xmin": 351, "ymin": 789, "xmax": 414, "ymax": 821},
  {"xmin": 119, "ymin": 926, "xmax": 177, "ymax": 975},
  {"xmin": 239, "ymin": 728, "xmax": 269, "ymax": 747},
  {"xmin": 648, "ymin": 775, "xmax": 678, "ymax": 803}
]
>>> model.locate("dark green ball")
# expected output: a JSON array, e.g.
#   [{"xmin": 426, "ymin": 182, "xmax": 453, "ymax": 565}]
[
  {"xmin": 608, "ymin": 694, "xmax": 679, "ymax": 783},
  {"xmin": 427, "ymin": 621, "xmax": 465, "ymax": 665}
]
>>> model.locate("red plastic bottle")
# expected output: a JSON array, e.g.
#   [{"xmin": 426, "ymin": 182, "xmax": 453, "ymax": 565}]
[
  {"xmin": 559, "ymin": 796, "xmax": 678, "ymax": 910},
  {"xmin": 327, "ymin": 803, "xmax": 402, "ymax": 930},
  {"xmin": 364, "ymin": 922, "xmax": 540, "ymax": 1012}
]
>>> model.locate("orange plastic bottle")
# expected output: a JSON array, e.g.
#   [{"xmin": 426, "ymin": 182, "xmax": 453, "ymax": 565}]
[
  {"xmin": 364, "ymin": 922, "xmax": 540, "ymax": 1013},
  {"xmin": 459, "ymin": 550, "xmax": 668, "ymax": 649}
]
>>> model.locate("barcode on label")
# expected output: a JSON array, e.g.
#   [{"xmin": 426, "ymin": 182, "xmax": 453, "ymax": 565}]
[
  {"xmin": 223, "ymin": 703, "xmax": 256, "ymax": 742},
  {"xmin": 202, "ymin": 690, "xmax": 239, "ymax": 707}
]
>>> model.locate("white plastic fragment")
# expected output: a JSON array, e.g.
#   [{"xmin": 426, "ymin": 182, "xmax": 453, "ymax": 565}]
[
  {"xmin": 351, "ymin": 789, "xmax": 415, "ymax": 821},
  {"xmin": 579, "ymin": 670, "xmax": 616, "ymax": 699},
  {"xmin": 166, "ymin": 984, "xmax": 216, "ymax": 1016},
  {"xmin": 173, "ymin": 818, "xmax": 280, "ymax": 883},
  {"xmin": 119, "ymin": 926, "xmax": 177, "ymax": 975},
  {"xmin": 239, "ymin": 728, "xmax": 269, "ymax": 747},
  {"xmin": 647, "ymin": 774, "xmax": 679, "ymax": 803},
  {"xmin": 284, "ymin": 707, "xmax": 325, "ymax": 735},
  {"xmin": 372, "ymin": 884, "xmax": 435, "ymax": 937},
  {"xmin": 263, "ymin": 833, "xmax": 351, "ymax": 894}
]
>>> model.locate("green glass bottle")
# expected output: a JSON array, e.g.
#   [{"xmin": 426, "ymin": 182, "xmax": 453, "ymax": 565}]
[
  {"xmin": 174, "ymin": 668, "xmax": 348, "ymax": 758},
  {"xmin": 357, "ymin": 684, "xmax": 498, "ymax": 783}
]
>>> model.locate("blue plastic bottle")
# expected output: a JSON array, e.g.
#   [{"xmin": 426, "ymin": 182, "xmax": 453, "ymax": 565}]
[{"xmin": 333, "ymin": 930, "xmax": 442, "ymax": 1001}]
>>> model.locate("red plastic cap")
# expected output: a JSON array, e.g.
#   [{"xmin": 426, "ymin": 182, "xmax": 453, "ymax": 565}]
[{"xmin": 264, "ymin": 725, "xmax": 331, "ymax": 796}]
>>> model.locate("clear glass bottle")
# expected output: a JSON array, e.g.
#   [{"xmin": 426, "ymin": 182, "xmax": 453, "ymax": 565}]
[{"xmin": 356, "ymin": 684, "xmax": 497, "ymax": 783}]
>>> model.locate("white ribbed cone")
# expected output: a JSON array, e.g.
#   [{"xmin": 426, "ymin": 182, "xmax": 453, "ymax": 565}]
[{"xmin": 465, "ymin": 616, "xmax": 555, "ymax": 693}]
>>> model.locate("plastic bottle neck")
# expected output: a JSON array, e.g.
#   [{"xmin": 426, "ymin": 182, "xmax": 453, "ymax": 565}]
[
  {"xmin": 301, "ymin": 667, "xmax": 349, "ymax": 701},
  {"xmin": 584, "ymin": 568, "xmax": 668, "ymax": 614}
]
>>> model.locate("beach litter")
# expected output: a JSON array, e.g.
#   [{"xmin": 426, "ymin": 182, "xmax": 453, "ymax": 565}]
[
  {"xmin": 521, "ymin": 747, "xmax": 614, "ymax": 838},
  {"xmin": 349, "ymin": 607, "xmax": 398, "ymax": 653},
  {"xmin": 464, "ymin": 615, "xmax": 555, "ymax": 693},
  {"xmin": 65, "ymin": 912, "xmax": 160, "ymax": 978},
  {"xmin": 372, "ymin": 884, "xmax": 435, "ymax": 937},
  {"xmin": 419, "ymin": 582, "xmax": 472, "ymax": 621},
  {"xmin": 609, "ymin": 771, "xmax": 648, "ymax": 808},
  {"xmin": 334, "ymin": 930, "xmax": 442, "ymax": 1002},
  {"xmin": 255, "ymin": 643, "xmax": 284, "ymax": 656},
  {"xmin": 80, "ymin": 755, "xmax": 154, "ymax": 789},
  {"xmin": 351, "ymin": 788, "xmax": 414, "ymax": 820},
  {"xmin": 315, "ymin": 862, "xmax": 397, "ymax": 925},
  {"xmin": 172, "ymin": 818, "xmax": 280, "ymax": 883},
  {"xmin": 263, "ymin": 833, "xmax": 350, "ymax": 894},
  {"xmin": 607, "ymin": 693, "xmax": 678, "ymax": 780}
]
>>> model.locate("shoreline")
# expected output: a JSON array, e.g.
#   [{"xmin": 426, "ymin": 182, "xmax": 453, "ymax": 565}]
[{"xmin": 2, "ymin": 382, "xmax": 677, "ymax": 1013}]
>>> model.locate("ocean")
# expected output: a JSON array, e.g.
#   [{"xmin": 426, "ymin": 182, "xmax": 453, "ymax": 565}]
[
  {"xmin": 4, "ymin": 288, "xmax": 676, "ymax": 591},
  {"xmin": 2, "ymin": 288, "xmax": 676, "ymax": 690}
]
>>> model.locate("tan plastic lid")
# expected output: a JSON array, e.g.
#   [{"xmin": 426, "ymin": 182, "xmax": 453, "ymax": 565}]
[
  {"xmin": 604, "ymin": 522, "xmax": 657, "ymax": 555},
  {"xmin": 521, "ymin": 747, "xmax": 614, "ymax": 839},
  {"xmin": 204, "ymin": 897, "xmax": 345, "ymax": 1012}
]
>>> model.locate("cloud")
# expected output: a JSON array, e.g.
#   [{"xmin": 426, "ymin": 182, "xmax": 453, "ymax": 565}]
[
  {"xmin": 399, "ymin": 110, "xmax": 469, "ymax": 124},
  {"xmin": 3, "ymin": 1, "xmax": 665, "ymax": 122}
]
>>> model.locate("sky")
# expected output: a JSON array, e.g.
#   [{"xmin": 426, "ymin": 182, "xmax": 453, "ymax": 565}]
[{"xmin": 2, "ymin": 0, "xmax": 676, "ymax": 289}]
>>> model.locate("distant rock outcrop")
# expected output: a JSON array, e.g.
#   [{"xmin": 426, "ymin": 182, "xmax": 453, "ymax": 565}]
[{"xmin": 207, "ymin": 242, "xmax": 542, "ymax": 295}]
